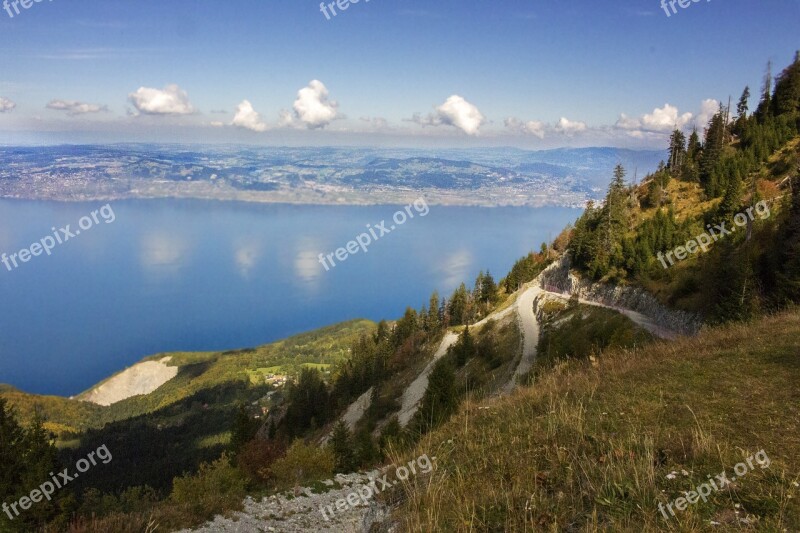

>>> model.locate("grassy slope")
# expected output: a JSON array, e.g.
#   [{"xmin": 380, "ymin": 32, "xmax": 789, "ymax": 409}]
[
  {"xmin": 395, "ymin": 309, "xmax": 800, "ymax": 532},
  {"xmin": 625, "ymin": 135, "xmax": 800, "ymax": 314}
]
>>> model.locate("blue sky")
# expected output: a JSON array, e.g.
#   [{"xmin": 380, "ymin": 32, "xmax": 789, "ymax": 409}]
[{"xmin": 0, "ymin": 0, "xmax": 798, "ymax": 148}]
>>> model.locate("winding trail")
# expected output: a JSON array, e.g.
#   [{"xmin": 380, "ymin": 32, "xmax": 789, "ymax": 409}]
[
  {"xmin": 393, "ymin": 260, "xmax": 684, "ymax": 426},
  {"xmin": 539, "ymin": 290, "xmax": 679, "ymax": 341},
  {"xmin": 397, "ymin": 331, "xmax": 458, "ymax": 427},
  {"xmin": 501, "ymin": 285, "xmax": 542, "ymax": 394}
]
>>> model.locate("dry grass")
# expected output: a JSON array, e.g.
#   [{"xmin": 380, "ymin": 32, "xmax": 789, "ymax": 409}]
[{"xmin": 393, "ymin": 309, "xmax": 800, "ymax": 532}]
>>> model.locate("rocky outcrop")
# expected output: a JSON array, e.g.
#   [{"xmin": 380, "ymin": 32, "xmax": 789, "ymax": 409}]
[
  {"xmin": 538, "ymin": 256, "xmax": 702, "ymax": 336},
  {"xmin": 78, "ymin": 356, "xmax": 178, "ymax": 406}
]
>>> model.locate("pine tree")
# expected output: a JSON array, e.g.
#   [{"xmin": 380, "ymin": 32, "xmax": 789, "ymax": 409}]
[
  {"xmin": 668, "ymin": 129, "xmax": 687, "ymax": 171},
  {"xmin": 354, "ymin": 428, "xmax": 380, "ymax": 466},
  {"xmin": 447, "ymin": 283, "xmax": 470, "ymax": 325},
  {"xmin": 329, "ymin": 421, "xmax": 356, "ymax": 473},
  {"xmin": 771, "ymin": 52, "xmax": 800, "ymax": 116},
  {"xmin": 412, "ymin": 359, "xmax": 459, "ymax": 433},
  {"xmin": 775, "ymin": 173, "xmax": 800, "ymax": 304},
  {"xmin": 480, "ymin": 271, "xmax": 497, "ymax": 304},
  {"xmin": 230, "ymin": 404, "xmax": 258, "ymax": 454},
  {"xmin": 737, "ymin": 86, "xmax": 751, "ymax": 118},
  {"xmin": 0, "ymin": 400, "xmax": 59, "ymax": 531},
  {"xmin": 374, "ymin": 320, "xmax": 389, "ymax": 344},
  {"xmin": 755, "ymin": 61, "xmax": 773, "ymax": 122},
  {"xmin": 426, "ymin": 291, "xmax": 441, "ymax": 332},
  {"xmin": 455, "ymin": 325, "xmax": 475, "ymax": 367},
  {"xmin": 700, "ymin": 109, "xmax": 726, "ymax": 196}
]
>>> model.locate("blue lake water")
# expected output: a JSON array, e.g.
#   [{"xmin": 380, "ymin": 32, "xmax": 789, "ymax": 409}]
[{"xmin": 0, "ymin": 199, "xmax": 580, "ymax": 396}]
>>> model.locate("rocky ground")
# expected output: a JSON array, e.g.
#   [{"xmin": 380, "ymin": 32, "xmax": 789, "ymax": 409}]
[{"xmin": 175, "ymin": 471, "xmax": 394, "ymax": 533}]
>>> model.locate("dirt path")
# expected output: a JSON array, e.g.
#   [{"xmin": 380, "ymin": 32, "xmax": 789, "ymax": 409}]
[
  {"xmin": 397, "ymin": 331, "xmax": 458, "ymax": 427},
  {"xmin": 501, "ymin": 285, "xmax": 541, "ymax": 394},
  {"xmin": 539, "ymin": 290, "xmax": 679, "ymax": 340}
]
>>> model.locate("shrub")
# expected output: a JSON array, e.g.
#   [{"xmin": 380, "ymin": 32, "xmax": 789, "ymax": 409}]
[
  {"xmin": 170, "ymin": 454, "xmax": 246, "ymax": 517},
  {"xmin": 271, "ymin": 440, "xmax": 334, "ymax": 488},
  {"xmin": 236, "ymin": 439, "xmax": 287, "ymax": 484}
]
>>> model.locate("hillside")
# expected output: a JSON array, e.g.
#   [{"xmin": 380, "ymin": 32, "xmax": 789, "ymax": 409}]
[
  {"xmin": 1, "ymin": 51, "xmax": 799, "ymax": 533},
  {"xmin": 393, "ymin": 308, "xmax": 800, "ymax": 531}
]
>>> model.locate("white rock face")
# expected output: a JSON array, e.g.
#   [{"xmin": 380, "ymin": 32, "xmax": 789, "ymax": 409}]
[{"xmin": 79, "ymin": 356, "xmax": 178, "ymax": 406}]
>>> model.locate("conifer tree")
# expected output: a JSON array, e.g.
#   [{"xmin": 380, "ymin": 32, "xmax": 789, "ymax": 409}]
[
  {"xmin": 775, "ymin": 173, "xmax": 800, "ymax": 303},
  {"xmin": 755, "ymin": 61, "xmax": 773, "ymax": 122},
  {"xmin": 413, "ymin": 359, "xmax": 458, "ymax": 433},
  {"xmin": 329, "ymin": 421, "xmax": 356, "ymax": 473}
]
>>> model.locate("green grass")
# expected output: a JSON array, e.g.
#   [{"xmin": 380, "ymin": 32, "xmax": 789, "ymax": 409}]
[{"xmin": 393, "ymin": 308, "xmax": 800, "ymax": 532}]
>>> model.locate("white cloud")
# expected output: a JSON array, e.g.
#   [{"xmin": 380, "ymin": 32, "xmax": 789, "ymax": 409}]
[
  {"xmin": 46, "ymin": 99, "xmax": 108, "ymax": 116},
  {"xmin": 435, "ymin": 95, "xmax": 485, "ymax": 135},
  {"xmin": 555, "ymin": 117, "xmax": 587, "ymax": 135},
  {"xmin": 411, "ymin": 95, "xmax": 485, "ymax": 135},
  {"xmin": 695, "ymin": 99, "xmax": 720, "ymax": 129},
  {"xmin": 128, "ymin": 84, "xmax": 194, "ymax": 115},
  {"xmin": 504, "ymin": 117, "xmax": 545, "ymax": 138},
  {"xmin": 209, "ymin": 121, "xmax": 225, "ymax": 127},
  {"xmin": 640, "ymin": 103, "xmax": 692, "ymax": 131},
  {"xmin": 0, "ymin": 97, "xmax": 16, "ymax": 113},
  {"xmin": 231, "ymin": 100, "xmax": 268, "ymax": 132},
  {"xmin": 278, "ymin": 109, "xmax": 297, "ymax": 128},
  {"xmin": 292, "ymin": 80, "xmax": 338, "ymax": 129},
  {"xmin": 614, "ymin": 113, "xmax": 642, "ymax": 130},
  {"xmin": 616, "ymin": 101, "xmax": 718, "ymax": 136}
]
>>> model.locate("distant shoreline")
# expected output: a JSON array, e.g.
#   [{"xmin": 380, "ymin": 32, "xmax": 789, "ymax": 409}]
[{"xmin": 0, "ymin": 187, "xmax": 593, "ymax": 209}]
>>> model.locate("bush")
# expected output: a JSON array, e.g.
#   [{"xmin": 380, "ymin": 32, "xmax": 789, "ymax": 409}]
[
  {"xmin": 170, "ymin": 454, "xmax": 246, "ymax": 517},
  {"xmin": 236, "ymin": 439, "xmax": 287, "ymax": 484},
  {"xmin": 271, "ymin": 440, "xmax": 334, "ymax": 488}
]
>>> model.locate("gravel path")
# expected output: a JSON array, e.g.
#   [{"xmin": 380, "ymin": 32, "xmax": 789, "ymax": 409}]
[
  {"xmin": 539, "ymin": 290, "xmax": 679, "ymax": 340},
  {"xmin": 397, "ymin": 331, "xmax": 458, "ymax": 427},
  {"xmin": 502, "ymin": 285, "xmax": 542, "ymax": 394}
]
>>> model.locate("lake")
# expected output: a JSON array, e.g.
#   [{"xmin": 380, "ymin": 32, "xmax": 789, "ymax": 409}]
[{"xmin": 0, "ymin": 199, "xmax": 580, "ymax": 396}]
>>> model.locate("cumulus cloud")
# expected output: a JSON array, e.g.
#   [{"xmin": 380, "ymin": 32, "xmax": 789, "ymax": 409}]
[
  {"xmin": 231, "ymin": 100, "xmax": 268, "ymax": 132},
  {"xmin": 641, "ymin": 103, "xmax": 693, "ymax": 131},
  {"xmin": 554, "ymin": 117, "xmax": 587, "ymax": 135},
  {"xmin": 128, "ymin": 84, "xmax": 194, "ymax": 115},
  {"xmin": 614, "ymin": 113, "xmax": 642, "ymax": 130},
  {"xmin": 616, "ymin": 101, "xmax": 719, "ymax": 136},
  {"xmin": 292, "ymin": 80, "xmax": 338, "ymax": 129},
  {"xmin": 435, "ymin": 95, "xmax": 485, "ymax": 135},
  {"xmin": 411, "ymin": 95, "xmax": 485, "ymax": 135},
  {"xmin": 616, "ymin": 103, "xmax": 692, "ymax": 133},
  {"xmin": 277, "ymin": 109, "xmax": 296, "ymax": 128},
  {"xmin": 0, "ymin": 97, "xmax": 16, "ymax": 113},
  {"xmin": 695, "ymin": 99, "xmax": 720, "ymax": 129},
  {"xmin": 504, "ymin": 117, "xmax": 545, "ymax": 138},
  {"xmin": 46, "ymin": 99, "xmax": 108, "ymax": 116},
  {"xmin": 209, "ymin": 121, "xmax": 225, "ymax": 127}
]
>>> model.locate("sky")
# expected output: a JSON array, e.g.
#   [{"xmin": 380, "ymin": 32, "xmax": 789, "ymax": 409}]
[{"xmin": 0, "ymin": 0, "xmax": 798, "ymax": 148}]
